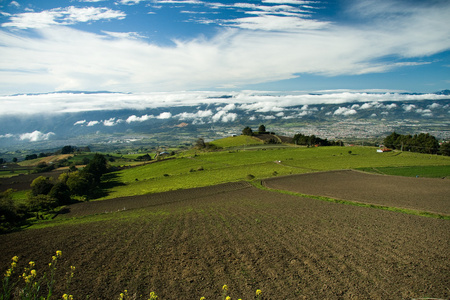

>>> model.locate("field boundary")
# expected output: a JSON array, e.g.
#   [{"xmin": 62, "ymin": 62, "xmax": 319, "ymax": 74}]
[{"xmin": 253, "ymin": 179, "xmax": 450, "ymax": 220}]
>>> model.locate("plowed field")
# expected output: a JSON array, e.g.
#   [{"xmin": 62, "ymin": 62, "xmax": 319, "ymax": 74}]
[
  {"xmin": 264, "ymin": 170, "xmax": 450, "ymax": 215},
  {"xmin": 1, "ymin": 174, "xmax": 449, "ymax": 299}
]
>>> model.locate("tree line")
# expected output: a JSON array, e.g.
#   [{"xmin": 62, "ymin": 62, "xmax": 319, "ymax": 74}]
[
  {"xmin": 242, "ymin": 125, "xmax": 342, "ymax": 146},
  {"xmin": 0, "ymin": 154, "xmax": 109, "ymax": 233},
  {"xmin": 383, "ymin": 132, "xmax": 449, "ymax": 155}
]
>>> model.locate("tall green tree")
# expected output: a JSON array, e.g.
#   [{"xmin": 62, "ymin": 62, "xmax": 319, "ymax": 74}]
[
  {"xmin": 83, "ymin": 153, "xmax": 108, "ymax": 183},
  {"xmin": 242, "ymin": 126, "xmax": 253, "ymax": 136},
  {"xmin": 30, "ymin": 176, "xmax": 54, "ymax": 196}
]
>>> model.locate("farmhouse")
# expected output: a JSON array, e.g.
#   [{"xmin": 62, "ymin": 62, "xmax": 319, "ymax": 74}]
[{"xmin": 377, "ymin": 148, "xmax": 392, "ymax": 153}]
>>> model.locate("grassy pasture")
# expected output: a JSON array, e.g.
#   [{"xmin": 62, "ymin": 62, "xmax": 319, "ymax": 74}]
[
  {"xmin": 209, "ymin": 135, "xmax": 263, "ymax": 148},
  {"xmin": 100, "ymin": 146, "xmax": 450, "ymax": 199}
]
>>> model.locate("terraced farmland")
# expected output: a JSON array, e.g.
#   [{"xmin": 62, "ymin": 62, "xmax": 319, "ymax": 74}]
[{"xmin": 1, "ymin": 173, "xmax": 449, "ymax": 299}]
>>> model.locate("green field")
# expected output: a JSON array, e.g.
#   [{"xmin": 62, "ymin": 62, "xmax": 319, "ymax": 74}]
[
  {"xmin": 209, "ymin": 135, "xmax": 263, "ymax": 148},
  {"xmin": 101, "ymin": 146, "xmax": 450, "ymax": 199},
  {"xmin": 358, "ymin": 165, "xmax": 450, "ymax": 178}
]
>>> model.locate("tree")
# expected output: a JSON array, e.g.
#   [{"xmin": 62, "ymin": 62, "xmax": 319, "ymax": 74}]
[
  {"xmin": 30, "ymin": 176, "xmax": 54, "ymax": 196},
  {"xmin": 440, "ymin": 142, "xmax": 450, "ymax": 156},
  {"xmin": 258, "ymin": 124, "xmax": 266, "ymax": 133},
  {"xmin": 66, "ymin": 171, "xmax": 93, "ymax": 196},
  {"xmin": 242, "ymin": 126, "xmax": 253, "ymax": 136},
  {"xmin": 61, "ymin": 145, "xmax": 75, "ymax": 154},
  {"xmin": 0, "ymin": 158, "xmax": 4, "ymax": 164},
  {"xmin": 48, "ymin": 182, "xmax": 71, "ymax": 205},
  {"xmin": 83, "ymin": 153, "xmax": 108, "ymax": 183},
  {"xmin": 383, "ymin": 132, "xmax": 401, "ymax": 149},
  {"xmin": 195, "ymin": 138, "xmax": 206, "ymax": 149},
  {"xmin": 25, "ymin": 154, "xmax": 38, "ymax": 161},
  {"xmin": 12, "ymin": 158, "xmax": 18, "ymax": 163}
]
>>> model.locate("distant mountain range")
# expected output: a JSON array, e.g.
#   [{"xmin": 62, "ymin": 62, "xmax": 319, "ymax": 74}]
[{"xmin": 0, "ymin": 90, "xmax": 449, "ymax": 153}]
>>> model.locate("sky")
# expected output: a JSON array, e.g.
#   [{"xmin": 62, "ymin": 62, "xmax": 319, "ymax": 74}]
[{"xmin": 1, "ymin": 0, "xmax": 450, "ymax": 96}]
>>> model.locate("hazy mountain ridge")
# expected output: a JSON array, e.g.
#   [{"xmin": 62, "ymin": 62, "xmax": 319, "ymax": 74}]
[{"xmin": 1, "ymin": 91, "xmax": 449, "ymax": 151}]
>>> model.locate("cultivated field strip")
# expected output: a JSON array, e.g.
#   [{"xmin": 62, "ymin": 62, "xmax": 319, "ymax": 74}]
[
  {"xmin": 1, "ymin": 183, "xmax": 449, "ymax": 299},
  {"xmin": 264, "ymin": 170, "xmax": 450, "ymax": 215},
  {"xmin": 58, "ymin": 181, "xmax": 251, "ymax": 218}
]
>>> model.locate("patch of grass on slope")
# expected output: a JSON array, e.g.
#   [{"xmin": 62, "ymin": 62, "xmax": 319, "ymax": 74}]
[
  {"xmin": 102, "ymin": 146, "xmax": 450, "ymax": 198},
  {"xmin": 209, "ymin": 135, "xmax": 264, "ymax": 148},
  {"xmin": 357, "ymin": 165, "xmax": 450, "ymax": 178}
]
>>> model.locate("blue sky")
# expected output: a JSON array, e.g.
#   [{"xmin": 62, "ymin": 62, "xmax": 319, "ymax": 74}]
[{"xmin": 0, "ymin": 0, "xmax": 449, "ymax": 95}]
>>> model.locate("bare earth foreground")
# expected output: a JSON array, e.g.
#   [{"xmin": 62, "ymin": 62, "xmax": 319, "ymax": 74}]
[{"xmin": 1, "ymin": 173, "xmax": 449, "ymax": 299}]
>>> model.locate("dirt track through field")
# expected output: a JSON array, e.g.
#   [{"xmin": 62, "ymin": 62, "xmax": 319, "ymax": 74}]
[
  {"xmin": 1, "ymin": 175, "xmax": 449, "ymax": 299},
  {"xmin": 264, "ymin": 170, "xmax": 450, "ymax": 215}
]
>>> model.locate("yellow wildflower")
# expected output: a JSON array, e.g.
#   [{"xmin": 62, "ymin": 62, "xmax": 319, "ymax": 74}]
[
  {"xmin": 29, "ymin": 261, "xmax": 35, "ymax": 267},
  {"xmin": 5, "ymin": 269, "xmax": 12, "ymax": 278},
  {"xmin": 56, "ymin": 250, "xmax": 62, "ymax": 256},
  {"xmin": 222, "ymin": 285, "xmax": 228, "ymax": 291},
  {"xmin": 30, "ymin": 269, "xmax": 37, "ymax": 277},
  {"xmin": 149, "ymin": 291, "xmax": 158, "ymax": 300},
  {"xmin": 200, "ymin": 297, "xmax": 206, "ymax": 300},
  {"xmin": 11, "ymin": 262, "xmax": 17, "ymax": 268},
  {"xmin": 256, "ymin": 289, "xmax": 262, "ymax": 296},
  {"xmin": 12, "ymin": 256, "xmax": 19, "ymax": 262},
  {"xmin": 226, "ymin": 297, "xmax": 231, "ymax": 300},
  {"xmin": 52, "ymin": 256, "xmax": 57, "ymax": 261}
]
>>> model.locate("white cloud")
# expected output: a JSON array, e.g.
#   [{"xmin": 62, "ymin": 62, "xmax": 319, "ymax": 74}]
[
  {"xmin": 10, "ymin": 1, "xmax": 20, "ymax": 8},
  {"xmin": 157, "ymin": 112, "xmax": 172, "ymax": 119},
  {"xmin": 403, "ymin": 104, "xmax": 416, "ymax": 112},
  {"xmin": 175, "ymin": 110, "xmax": 213, "ymax": 120},
  {"xmin": 19, "ymin": 131, "xmax": 55, "ymax": 142},
  {"xmin": 74, "ymin": 120, "xmax": 86, "ymax": 125},
  {"xmin": 87, "ymin": 120, "xmax": 100, "ymax": 126},
  {"xmin": 1, "ymin": 0, "xmax": 449, "ymax": 94},
  {"xmin": 334, "ymin": 107, "xmax": 357, "ymax": 116},
  {"xmin": 1, "ymin": 91, "xmax": 449, "ymax": 116},
  {"xmin": 262, "ymin": 0, "xmax": 316, "ymax": 4},
  {"xmin": 428, "ymin": 103, "xmax": 441, "ymax": 109},
  {"xmin": 102, "ymin": 31, "xmax": 146, "ymax": 39},
  {"xmin": 225, "ymin": 15, "xmax": 329, "ymax": 31},
  {"xmin": 126, "ymin": 114, "xmax": 154, "ymax": 123},
  {"xmin": 219, "ymin": 103, "xmax": 236, "ymax": 111},
  {"xmin": 416, "ymin": 108, "xmax": 432, "ymax": 116},
  {"xmin": 0, "ymin": 133, "xmax": 14, "ymax": 138},
  {"xmin": 385, "ymin": 103, "xmax": 397, "ymax": 109},
  {"xmin": 211, "ymin": 111, "xmax": 237, "ymax": 122},
  {"xmin": 103, "ymin": 117, "xmax": 118, "ymax": 126},
  {"xmin": 2, "ymin": 6, "xmax": 126, "ymax": 29}
]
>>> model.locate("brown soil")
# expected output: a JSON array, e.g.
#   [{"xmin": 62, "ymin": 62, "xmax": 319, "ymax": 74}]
[
  {"xmin": 1, "ymin": 177, "xmax": 449, "ymax": 299},
  {"xmin": 263, "ymin": 170, "xmax": 450, "ymax": 215},
  {"xmin": 0, "ymin": 170, "xmax": 64, "ymax": 192}
]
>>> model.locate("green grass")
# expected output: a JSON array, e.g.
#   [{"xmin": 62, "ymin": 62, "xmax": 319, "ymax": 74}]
[
  {"xmin": 0, "ymin": 169, "xmax": 29, "ymax": 178},
  {"xmin": 209, "ymin": 135, "xmax": 264, "ymax": 148},
  {"xmin": 357, "ymin": 165, "xmax": 450, "ymax": 178},
  {"xmin": 101, "ymin": 146, "xmax": 450, "ymax": 199}
]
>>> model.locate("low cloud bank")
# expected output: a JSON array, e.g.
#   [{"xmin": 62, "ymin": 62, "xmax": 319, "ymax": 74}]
[{"xmin": 1, "ymin": 90, "xmax": 449, "ymax": 116}]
